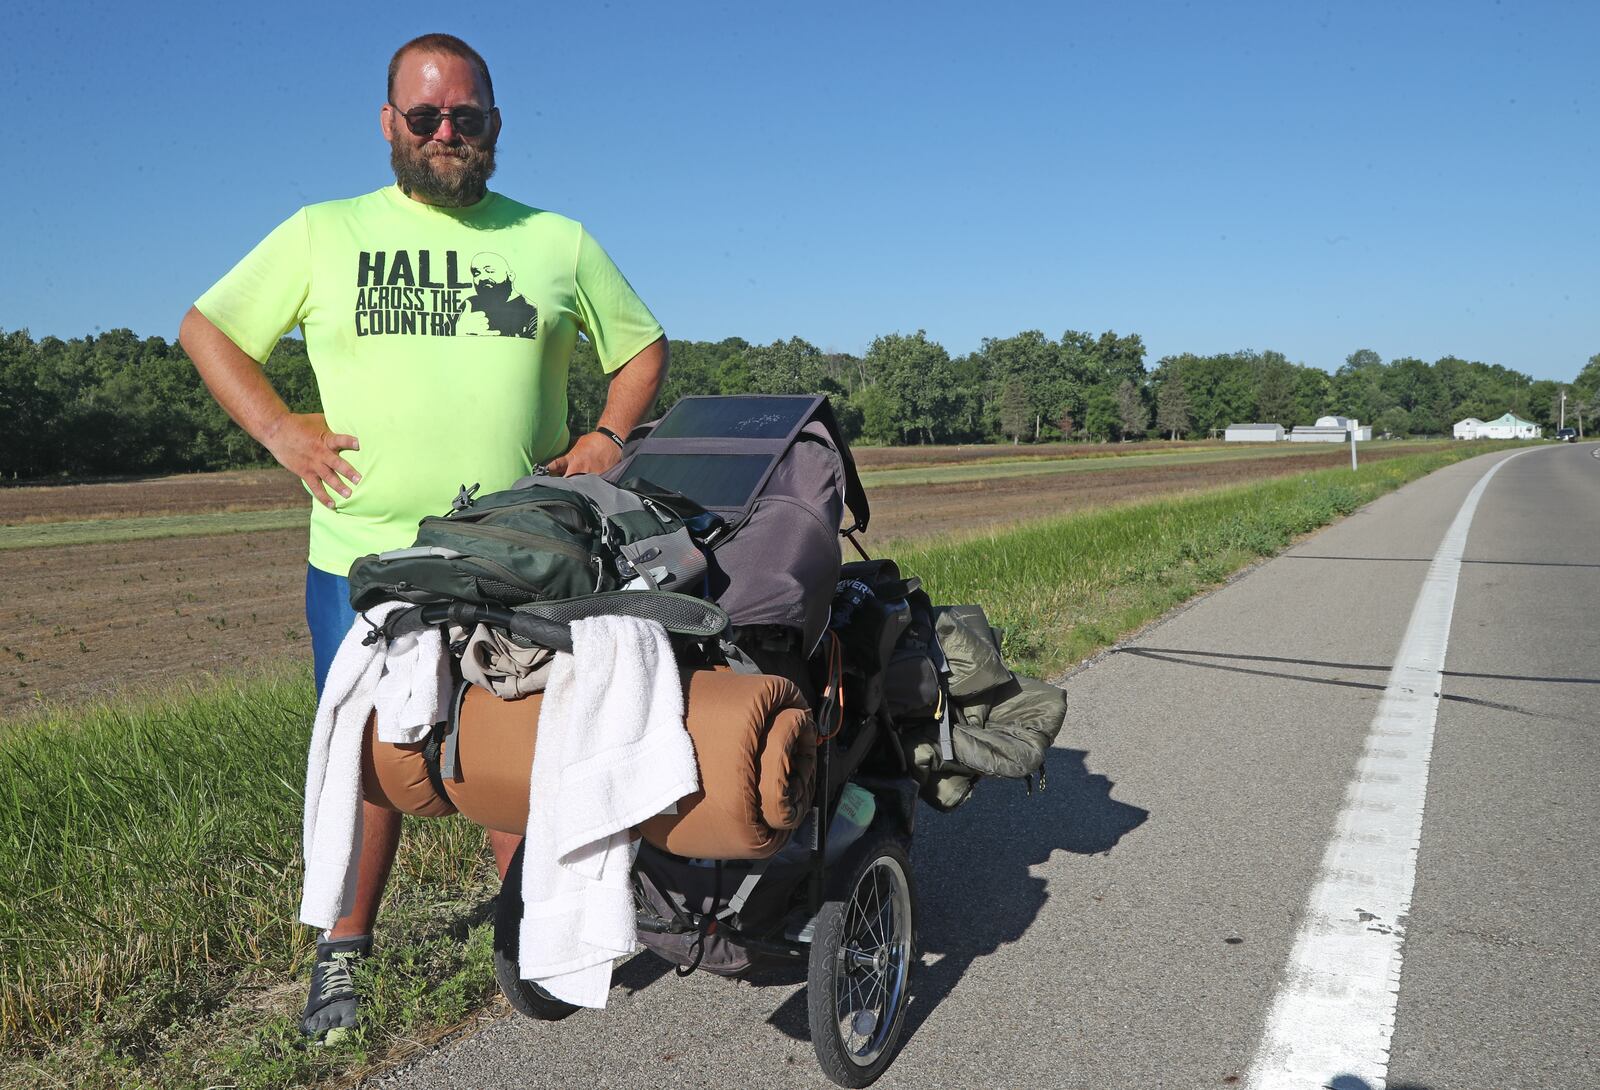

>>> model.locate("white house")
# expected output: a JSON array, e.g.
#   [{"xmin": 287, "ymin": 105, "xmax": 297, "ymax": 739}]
[
  {"xmin": 1225, "ymin": 423, "xmax": 1284, "ymax": 442},
  {"xmin": 1454, "ymin": 413, "xmax": 1541, "ymax": 440}
]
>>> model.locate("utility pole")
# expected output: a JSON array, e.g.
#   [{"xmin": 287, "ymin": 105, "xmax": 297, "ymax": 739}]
[
  {"xmin": 1560, "ymin": 388, "xmax": 1567, "ymax": 431},
  {"xmin": 1350, "ymin": 423, "xmax": 1358, "ymax": 471}
]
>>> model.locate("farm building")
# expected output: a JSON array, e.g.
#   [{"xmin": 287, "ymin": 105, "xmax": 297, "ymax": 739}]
[
  {"xmin": 1289, "ymin": 426, "xmax": 1348, "ymax": 442},
  {"xmin": 1225, "ymin": 423, "xmax": 1284, "ymax": 442},
  {"xmin": 1454, "ymin": 413, "xmax": 1541, "ymax": 440},
  {"xmin": 1315, "ymin": 415, "xmax": 1372, "ymax": 441}
]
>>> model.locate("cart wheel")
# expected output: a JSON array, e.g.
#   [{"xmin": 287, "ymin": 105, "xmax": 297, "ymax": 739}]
[
  {"xmin": 492, "ymin": 841, "xmax": 581, "ymax": 1022},
  {"xmin": 807, "ymin": 834, "xmax": 916, "ymax": 1087}
]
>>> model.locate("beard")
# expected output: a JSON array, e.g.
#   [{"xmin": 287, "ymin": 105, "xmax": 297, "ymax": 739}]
[
  {"xmin": 472, "ymin": 278, "xmax": 513, "ymax": 302},
  {"xmin": 390, "ymin": 139, "xmax": 497, "ymax": 207}
]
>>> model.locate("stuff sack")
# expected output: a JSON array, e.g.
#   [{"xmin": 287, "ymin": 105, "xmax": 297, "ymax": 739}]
[
  {"xmin": 902, "ymin": 676, "xmax": 1070, "ymax": 811},
  {"xmin": 346, "ymin": 474, "xmax": 703, "ymax": 612},
  {"xmin": 825, "ymin": 562, "xmax": 1069, "ymax": 811},
  {"xmin": 605, "ymin": 395, "xmax": 869, "ymax": 656}
]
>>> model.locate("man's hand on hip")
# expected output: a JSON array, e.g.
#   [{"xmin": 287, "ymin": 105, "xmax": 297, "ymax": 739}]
[
  {"xmin": 263, "ymin": 412, "xmax": 362, "ymax": 508},
  {"xmin": 545, "ymin": 432, "xmax": 622, "ymax": 477}
]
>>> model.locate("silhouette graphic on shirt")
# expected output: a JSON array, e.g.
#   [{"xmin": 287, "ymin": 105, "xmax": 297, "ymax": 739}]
[{"xmin": 459, "ymin": 252, "xmax": 539, "ymax": 338}]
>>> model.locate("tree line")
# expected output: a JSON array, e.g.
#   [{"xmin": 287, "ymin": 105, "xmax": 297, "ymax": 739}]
[{"xmin": 2, "ymin": 325, "xmax": 1596, "ymax": 480}]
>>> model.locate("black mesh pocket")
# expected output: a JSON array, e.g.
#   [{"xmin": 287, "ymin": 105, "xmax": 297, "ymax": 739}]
[{"xmin": 474, "ymin": 576, "xmax": 536, "ymax": 605}]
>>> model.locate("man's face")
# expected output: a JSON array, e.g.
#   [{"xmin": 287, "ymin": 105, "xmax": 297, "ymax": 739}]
[
  {"xmin": 469, "ymin": 254, "xmax": 510, "ymax": 291},
  {"xmin": 382, "ymin": 51, "xmax": 500, "ymax": 207}
]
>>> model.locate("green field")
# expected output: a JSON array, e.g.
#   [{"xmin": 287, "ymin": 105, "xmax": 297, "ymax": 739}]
[
  {"xmin": 0, "ymin": 508, "xmax": 308, "ymax": 550},
  {"xmin": 0, "ymin": 442, "xmax": 1520, "ymax": 1089},
  {"xmin": 856, "ymin": 438, "xmax": 1424, "ymax": 488}
]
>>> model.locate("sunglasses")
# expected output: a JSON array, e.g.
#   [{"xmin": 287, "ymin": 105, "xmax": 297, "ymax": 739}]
[{"xmin": 389, "ymin": 102, "xmax": 491, "ymax": 138}]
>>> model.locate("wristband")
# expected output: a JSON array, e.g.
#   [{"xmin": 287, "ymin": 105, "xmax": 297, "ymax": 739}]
[{"xmin": 596, "ymin": 425, "xmax": 626, "ymax": 451}]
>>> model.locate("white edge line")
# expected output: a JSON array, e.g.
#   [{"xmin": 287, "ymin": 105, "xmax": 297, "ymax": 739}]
[{"xmin": 1244, "ymin": 447, "xmax": 1539, "ymax": 1090}]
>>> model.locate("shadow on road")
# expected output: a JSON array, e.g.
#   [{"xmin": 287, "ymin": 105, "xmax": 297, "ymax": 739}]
[
  {"xmin": 756, "ymin": 745, "xmax": 1150, "ymax": 1045},
  {"xmin": 1115, "ymin": 646, "xmax": 1597, "ymax": 726},
  {"xmin": 1329, "ymin": 1077, "xmax": 1433, "ymax": 1090}
]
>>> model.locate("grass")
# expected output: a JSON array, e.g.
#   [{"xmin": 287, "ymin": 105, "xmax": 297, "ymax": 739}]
[
  {"xmin": 0, "ymin": 508, "xmax": 307, "ymax": 550},
  {"xmin": 0, "ymin": 668, "xmax": 500, "ymax": 1089},
  {"xmin": 895, "ymin": 443, "xmax": 1522, "ymax": 677},
  {"xmin": 0, "ymin": 441, "xmax": 1523, "ymax": 1088}
]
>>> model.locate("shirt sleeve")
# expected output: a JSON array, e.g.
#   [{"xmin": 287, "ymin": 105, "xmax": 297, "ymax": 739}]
[
  {"xmin": 194, "ymin": 209, "xmax": 312, "ymax": 364},
  {"xmin": 573, "ymin": 226, "xmax": 664, "ymax": 373}
]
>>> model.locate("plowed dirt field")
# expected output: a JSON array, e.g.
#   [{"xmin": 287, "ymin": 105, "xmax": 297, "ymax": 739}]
[{"xmin": 0, "ymin": 444, "xmax": 1441, "ymax": 717}]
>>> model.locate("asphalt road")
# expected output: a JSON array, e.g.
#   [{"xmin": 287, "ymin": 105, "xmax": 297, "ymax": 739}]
[{"xmin": 378, "ymin": 442, "xmax": 1598, "ymax": 1090}]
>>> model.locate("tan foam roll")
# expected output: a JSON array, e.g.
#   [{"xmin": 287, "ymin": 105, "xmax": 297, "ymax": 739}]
[
  {"xmin": 637, "ymin": 670, "xmax": 817, "ymax": 859},
  {"xmin": 362, "ymin": 712, "xmax": 457, "ymax": 818},
  {"xmin": 361, "ymin": 670, "xmax": 818, "ymax": 859},
  {"xmin": 439, "ymin": 669, "xmax": 816, "ymax": 858}
]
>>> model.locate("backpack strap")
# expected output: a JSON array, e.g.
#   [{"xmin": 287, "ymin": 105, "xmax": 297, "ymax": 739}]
[{"xmin": 807, "ymin": 397, "xmax": 870, "ymax": 534}]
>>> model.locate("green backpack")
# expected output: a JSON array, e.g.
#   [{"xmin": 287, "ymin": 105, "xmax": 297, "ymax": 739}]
[{"xmin": 346, "ymin": 474, "xmax": 707, "ymax": 612}]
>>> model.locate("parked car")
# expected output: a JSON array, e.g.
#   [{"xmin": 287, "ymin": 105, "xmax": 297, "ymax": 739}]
[{"xmin": 1555, "ymin": 427, "xmax": 1578, "ymax": 442}]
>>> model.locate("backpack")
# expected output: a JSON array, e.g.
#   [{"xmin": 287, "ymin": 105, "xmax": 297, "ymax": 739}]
[
  {"xmin": 346, "ymin": 473, "xmax": 705, "ymax": 612},
  {"xmin": 604, "ymin": 395, "xmax": 869, "ymax": 658}
]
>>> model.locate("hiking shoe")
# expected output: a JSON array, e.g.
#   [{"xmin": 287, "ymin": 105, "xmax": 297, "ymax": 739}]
[{"xmin": 301, "ymin": 934, "xmax": 371, "ymax": 1040}]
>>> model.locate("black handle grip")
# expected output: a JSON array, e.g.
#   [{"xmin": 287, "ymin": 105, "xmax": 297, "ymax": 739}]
[{"xmin": 417, "ymin": 602, "xmax": 575, "ymax": 654}]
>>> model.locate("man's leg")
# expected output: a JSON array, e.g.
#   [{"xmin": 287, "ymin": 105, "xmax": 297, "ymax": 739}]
[
  {"xmin": 329, "ymin": 804, "xmax": 403, "ymax": 937},
  {"xmin": 489, "ymin": 829, "xmax": 522, "ymax": 882},
  {"xmin": 301, "ymin": 566, "xmax": 403, "ymax": 1038}
]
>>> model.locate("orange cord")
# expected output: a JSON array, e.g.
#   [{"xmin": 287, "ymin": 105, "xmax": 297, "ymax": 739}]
[{"xmin": 815, "ymin": 630, "xmax": 847, "ymax": 741}]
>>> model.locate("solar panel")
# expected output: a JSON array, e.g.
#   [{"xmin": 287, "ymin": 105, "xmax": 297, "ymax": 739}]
[
  {"xmin": 652, "ymin": 396, "xmax": 818, "ymax": 441},
  {"xmin": 621, "ymin": 452, "xmax": 774, "ymax": 511}
]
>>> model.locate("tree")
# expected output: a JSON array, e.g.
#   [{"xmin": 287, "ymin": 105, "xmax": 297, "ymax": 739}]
[
  {"xmin": 742, "ymin": 337, "xmax": 843, "ymax": 397},
  {"xmin": 998, "ymin": 378, "xmax": 1031, "ymax": 444},
  {"xmin": 849, "ymin": 384, "xmax": 898, "ymax": 446},
  {"xmin": 1254, "ymin": 351, "xmax": 1297, "ymax": 424},
  {"xmin": 1083, "ymin": 385, "xmax": 1119, "ymax": 442},
  {"xmin": 1115, "ymin": 379, "xmax": 1147, "ymax": 440},
  {"xmin": 978, "ymin": 330, "xmax": 1065, "ymax": 441},
  {"xmin": 1332, "ymin": 348, "xmax": 1387, "ymax": 423},
  {"xmin": 1088, "ymin": 330, "xmax": 1147, "ymax": 387},
  {"xmin": 865, "ymin": 330, "xmax": 960, "ymax": 444},
  {"xmin": 1293, "ymin": 367, "xmax": 1331, "ymax": 426},
  {"xmin": 1156, "ymin": 368, "xmax": 1192, "ymax": 439},
  {"xmin": 1573, "ymin": 353, "xmax": 1600, "ymax": 436},
  {"xmin": 1376, "ymin": 406, "xmax": 1412, "ymax": 438}
]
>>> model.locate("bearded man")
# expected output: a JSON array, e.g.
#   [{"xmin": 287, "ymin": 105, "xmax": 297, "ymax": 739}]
[
  {"xmin": 179, "ymin": 33, "xmax": 667, "ymax": 1038},
  {"xmin": 460, "ymin": 251, "xmax": 540, "ymax": 337}
]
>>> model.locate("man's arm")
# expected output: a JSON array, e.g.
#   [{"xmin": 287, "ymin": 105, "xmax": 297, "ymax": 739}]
[
  {"xmin": 547, "ymin": 335, "xmax": 668, "ymax": 476},
  {"xmin": 178, "ymin": 306, "xmax": 360, "ymax": 508}
]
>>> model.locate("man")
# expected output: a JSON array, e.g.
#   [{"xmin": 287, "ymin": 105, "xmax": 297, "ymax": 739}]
[
  {"xmin": 179, "ymin": 33, "xmax": 667, "ymax": 1038},
  {"xmin": 460, "ymin": 251, "xmax": 540, "ymax": 337}
]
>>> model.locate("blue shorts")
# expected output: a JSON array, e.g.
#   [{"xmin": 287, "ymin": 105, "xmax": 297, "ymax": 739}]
[{"xmin": 305, "ymin": 566, "xmax": 358, "ymax": 698}]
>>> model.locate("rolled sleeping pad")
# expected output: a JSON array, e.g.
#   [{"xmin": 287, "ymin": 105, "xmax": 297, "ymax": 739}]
[{"xmin": 362, "ymin": 668, "xmax": 818, "ymax": 860}]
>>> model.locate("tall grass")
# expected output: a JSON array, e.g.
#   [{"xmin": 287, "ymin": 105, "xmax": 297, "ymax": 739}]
[
  {"xmin": 0, "ymin": 670, "xmax": 497, "ymax": 1088},
  {"xmin": 0, "ymin": 441, "xmax": 1520, "ymax": 1087}
]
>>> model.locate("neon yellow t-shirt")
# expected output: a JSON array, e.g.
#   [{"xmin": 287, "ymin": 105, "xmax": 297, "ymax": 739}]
[{"xmin": 195, "ymin": 186, "xmax": 663, "ymax": 576}]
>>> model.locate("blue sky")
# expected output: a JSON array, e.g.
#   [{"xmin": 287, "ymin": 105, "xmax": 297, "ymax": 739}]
[{"xmin": 3, "ymin": 0, "xmax": 1595, "ymax": 381}]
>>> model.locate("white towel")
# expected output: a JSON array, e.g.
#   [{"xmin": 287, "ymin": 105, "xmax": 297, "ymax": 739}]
[
  {"xmin": 299, "ymin": 601, "xmax": 452, "ymax": 930},
  {"xmin": 519, "ymin": 615, "xmax": 699, "ymax": 1007}
]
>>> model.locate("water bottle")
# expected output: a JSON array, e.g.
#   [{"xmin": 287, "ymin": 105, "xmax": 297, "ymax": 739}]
[
  {"xmin": 825, "ymin": 783, "xmax": 876, "ymax": 863},
  {"xmin": 771, "ymin": 783, "xmax": 878, "ymax": 867}
]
